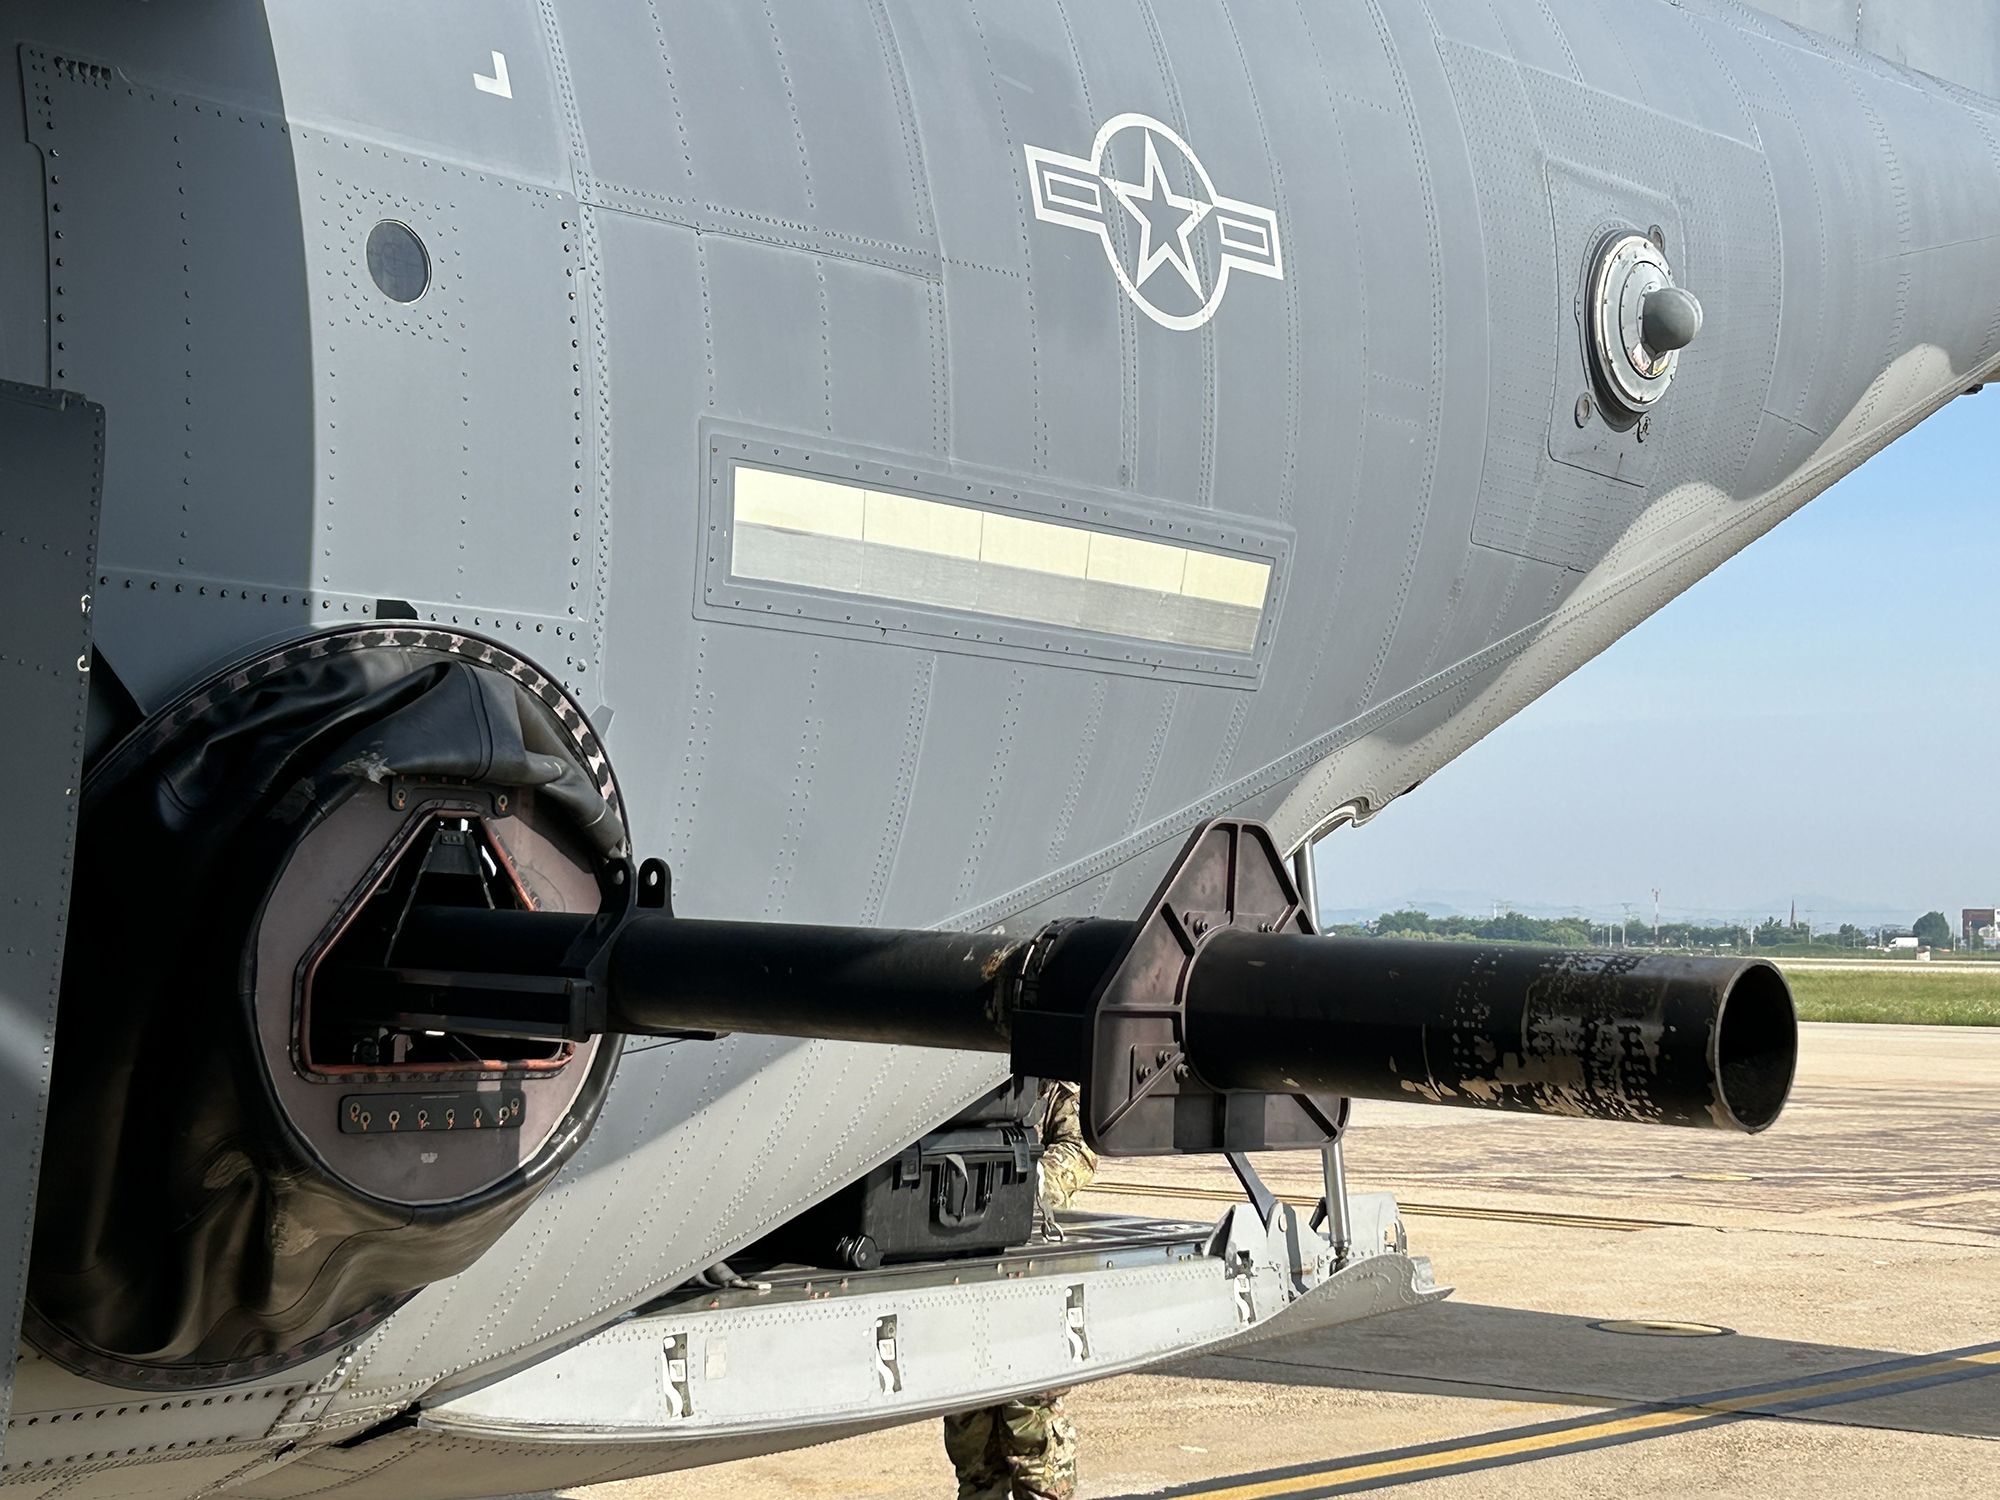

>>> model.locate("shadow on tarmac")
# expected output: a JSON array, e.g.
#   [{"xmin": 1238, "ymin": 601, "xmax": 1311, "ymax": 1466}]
[{"xmin": 1164, "ymin": 1300, "xmax": 2000, "ymax": 1440}]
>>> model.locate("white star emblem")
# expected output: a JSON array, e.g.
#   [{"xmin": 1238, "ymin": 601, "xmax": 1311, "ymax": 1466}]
[
  {"xmin": 1104, "ymin": 132, "xmax": 1213, "ymax": 299},
  {"xmin": 1024, "ymin": 113, "xmax": 1283, "ymax": 332}
]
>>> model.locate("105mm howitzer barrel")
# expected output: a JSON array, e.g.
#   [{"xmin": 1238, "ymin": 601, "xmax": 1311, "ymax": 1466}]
[
  {"xmin": 360, "ymin": 908, "xmax": 1797, "ymax": 1138},
  {"xmin": 588, "ymin": 915, "xmax": 1795, "ymax": 1135},
  {"xmin": 336, "ymin": 820, "xmax": 1796, "ymax": 1148}
]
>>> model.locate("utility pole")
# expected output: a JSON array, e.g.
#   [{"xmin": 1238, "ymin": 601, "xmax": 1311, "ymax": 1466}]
[{"xmin": 1652, "ymin": 888, "xmax": 1661, "ymax": 947}]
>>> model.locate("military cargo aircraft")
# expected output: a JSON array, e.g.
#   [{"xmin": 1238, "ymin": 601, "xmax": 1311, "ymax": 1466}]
[{"xmin": 1, "ymin": 2, "xmax": 1991, "ymax": 1496}]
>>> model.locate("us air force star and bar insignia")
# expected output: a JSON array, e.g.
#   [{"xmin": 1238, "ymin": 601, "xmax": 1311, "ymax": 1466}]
[{"xmin": 1025, "ymin": 113, "xmax": 1283, "ymax": 331}]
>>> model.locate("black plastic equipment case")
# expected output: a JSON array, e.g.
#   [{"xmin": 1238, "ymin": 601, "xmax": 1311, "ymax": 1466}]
[{"xmin": 770, "ymin": 1080, "xmax": 1043, "ymax": 1270}]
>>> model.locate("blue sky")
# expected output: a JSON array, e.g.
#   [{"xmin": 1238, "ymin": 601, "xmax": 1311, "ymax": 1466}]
[{"xmin": 1323, "ymin": 394, "xmax": 1999, "ymax": 931}]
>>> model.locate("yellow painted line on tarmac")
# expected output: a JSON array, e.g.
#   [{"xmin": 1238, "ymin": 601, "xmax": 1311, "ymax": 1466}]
[
  {"xmin": 1129, "ymin": 1343, "xmax": 2000, "ymax": 1499},
  {"xmin": 1176, "ymin": 1409, "xmax": 1692, "ymax": 1500}
]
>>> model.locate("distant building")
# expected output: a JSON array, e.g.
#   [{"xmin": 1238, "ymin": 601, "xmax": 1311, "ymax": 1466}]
[{"xmin": 1964, "ymin": 908, "xmax": 1998, "ymax": 944}]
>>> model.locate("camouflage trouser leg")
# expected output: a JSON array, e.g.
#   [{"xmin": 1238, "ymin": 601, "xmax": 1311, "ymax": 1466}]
[
  {"xmin": 943, "ymin": 1408, "xmax": 1011, "ymax": 1500},
  {"xmin": 944, "ymin": 1392, "xmax": 1078, "ymax": 1500}
]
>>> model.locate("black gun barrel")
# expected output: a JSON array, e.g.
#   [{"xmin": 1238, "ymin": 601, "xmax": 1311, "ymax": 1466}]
[
  {"xmin": 366, "ymin": 909, "xmax": 1796, "ymax": 1134},
  {"xmin": 602, "ymin": 916, "xmax": 1793, "ymax": 1133},
  {"xmin": 1182, "ymin": 932, "xmax": 1796, "ymax": 1133},
  {"xmin": 606, "ymin": 915, "xmax": 1023, "ymax": 1053}
]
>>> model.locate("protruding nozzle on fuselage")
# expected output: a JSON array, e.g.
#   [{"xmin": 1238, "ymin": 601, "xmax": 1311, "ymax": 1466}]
[{"xmin": 1642, "ymin": 285, "xmax": 1705, "ymax": 356}]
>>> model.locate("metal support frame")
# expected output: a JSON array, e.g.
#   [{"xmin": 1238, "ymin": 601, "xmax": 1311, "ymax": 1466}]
[
  {"xmin": 1292, "ymin": 840, "xmax": 1352, "ymax": 1264},
  {"xmin": 1318, "ymin": 1138, "xmax": 1353, "ymax": 1266},
  {"xmin": 1223, "ymin": 1151, "xmax": 1278, "ymax": 1223},
  {"xmin": 1291, "ymin": 839, "xmax": 1320, "ymax": 934}
]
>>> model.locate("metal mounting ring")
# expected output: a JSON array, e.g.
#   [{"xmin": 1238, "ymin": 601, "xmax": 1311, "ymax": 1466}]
[{"xmin": 1587, "ymin": 229, "xmax": 1689, "ymax": 416}]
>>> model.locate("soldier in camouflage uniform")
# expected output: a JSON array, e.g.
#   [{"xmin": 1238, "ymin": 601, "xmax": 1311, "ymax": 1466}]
[{"xmin": 941, "ymin": 1080, "xmax": 1097, "ymax": 1500}]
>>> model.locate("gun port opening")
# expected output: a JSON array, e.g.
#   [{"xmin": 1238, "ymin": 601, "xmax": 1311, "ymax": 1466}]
[
  {"xmin": 302, "ymin": 815, "xmax": 574, "ymax": 1075},
  {"xmin": 1715, "ymin": 964, "xmax": 1797, "ymax": 1133}
]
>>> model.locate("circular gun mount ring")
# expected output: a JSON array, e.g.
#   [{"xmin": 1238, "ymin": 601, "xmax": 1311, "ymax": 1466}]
[
  {"xmin": 27, "ymin": 625, "xmax": 628, "ymax": 1389},
  {"xmin": 1587, "ymin": 229, "xmax": 1703, "ymax": 419}
]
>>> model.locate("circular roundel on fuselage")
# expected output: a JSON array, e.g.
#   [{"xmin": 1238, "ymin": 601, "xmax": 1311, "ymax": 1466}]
[{"xmin": 365, "ymin": 219, "xmax": 431, "ymax": 303}]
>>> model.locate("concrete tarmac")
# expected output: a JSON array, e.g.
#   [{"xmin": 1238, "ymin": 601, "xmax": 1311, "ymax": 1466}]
[{"xmin": 547, "ymin": 1023, "xmax": 2000, "ymax": 1499}]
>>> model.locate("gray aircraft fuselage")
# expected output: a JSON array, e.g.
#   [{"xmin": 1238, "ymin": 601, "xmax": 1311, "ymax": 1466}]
[{"xmin": 2, "ymin": 2, "xmax": 1997, "ymax": 1497}]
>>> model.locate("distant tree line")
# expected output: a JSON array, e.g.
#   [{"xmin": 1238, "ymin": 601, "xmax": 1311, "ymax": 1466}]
[{"xmin": 1324, "ymin": 910, "xmax": 1938, "ymax": 950}]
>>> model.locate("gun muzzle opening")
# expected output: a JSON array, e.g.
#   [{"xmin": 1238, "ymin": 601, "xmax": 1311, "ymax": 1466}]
[{"xmin": 1712, "ymin": 961, "xmax": 1797, "ymax": 1134}]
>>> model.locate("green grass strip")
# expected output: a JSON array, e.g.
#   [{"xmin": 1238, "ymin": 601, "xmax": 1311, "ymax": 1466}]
[{"xmin": 1781, "ymin": 968, "xmax": 2000, "ymax": 1026}]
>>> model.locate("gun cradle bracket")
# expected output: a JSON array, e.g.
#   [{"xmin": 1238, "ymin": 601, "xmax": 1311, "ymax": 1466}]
[{"xmin": 1013, "ymin": 819, "xmax": 1347, "ymax": 1156}]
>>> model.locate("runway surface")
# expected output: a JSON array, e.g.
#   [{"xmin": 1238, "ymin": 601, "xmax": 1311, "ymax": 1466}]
[{"xmin": 544, "ymin": 1023, "xmax": 2000, "ymax": 1498}]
